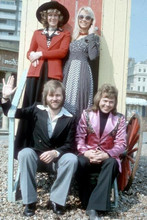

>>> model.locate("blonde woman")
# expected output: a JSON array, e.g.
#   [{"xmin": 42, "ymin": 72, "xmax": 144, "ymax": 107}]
[{"xmin": 63, "ymin": 6, "xmax": 99, "ymax": 122}]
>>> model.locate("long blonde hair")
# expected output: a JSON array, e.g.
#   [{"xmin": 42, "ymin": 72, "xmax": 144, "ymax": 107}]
[{"xmin": 72, "ymin": 6, "xmax": 95, "ymax": 41}]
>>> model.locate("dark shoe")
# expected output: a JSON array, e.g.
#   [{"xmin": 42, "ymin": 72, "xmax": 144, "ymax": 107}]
[
  {"xmin": 47, "ymin": 200, "xmax": 64, "ymax": 215},
  {"xmin": 23, "ymin": 203, "xmax": 36, "ymax": 217},
  {"xmin": 86, "ymin": 209, "xmax": 101, "ymax": 220}
]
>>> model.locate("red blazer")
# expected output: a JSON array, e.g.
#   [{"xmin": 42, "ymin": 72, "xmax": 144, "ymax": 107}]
[{"xmin": 27, "ymin": 29, "xmax": 71, "ymax": 80}]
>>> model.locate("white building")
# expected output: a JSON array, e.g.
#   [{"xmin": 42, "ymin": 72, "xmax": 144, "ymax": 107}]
[
  {"xmin": 0, "ymin": 0, "xmax": 22, "ymax": 132},
  {"xmin": 127, "ymin": 58, "xmax": 147, "ymax": 92},
  {"xmin": 126, "ymin": 59, "xmax": 147, "ymax": 127},
  {"xmin": 0, "ymin": 0, "xmax": 22, "ymax": 43}
]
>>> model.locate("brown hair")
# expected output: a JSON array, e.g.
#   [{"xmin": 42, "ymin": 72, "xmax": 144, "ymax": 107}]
[
  {"xmin": 42, "ymin": 80, "xmax": 65, "ymax": 106},
  {"xmin": 90, "ymin": 83, "xmax": 118, "ymax": 114},
  {"xmin": 40, "ymin": 9, "xmax": 64, "ymax": 28}
]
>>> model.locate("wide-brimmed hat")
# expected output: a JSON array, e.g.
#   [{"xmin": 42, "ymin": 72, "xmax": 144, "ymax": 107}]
[{"xmin": 36, "ymin": 1, "xmax": 69, "ymax": 25}]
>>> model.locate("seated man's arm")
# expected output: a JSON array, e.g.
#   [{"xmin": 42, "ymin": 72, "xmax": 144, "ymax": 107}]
[{"xmin": 76, "ymin": 110, "xmax": 89, "ymax": 154}]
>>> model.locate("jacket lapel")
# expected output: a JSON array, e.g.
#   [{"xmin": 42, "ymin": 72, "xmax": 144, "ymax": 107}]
[
  {"xmin": 51, "ymin": 115, "xmax": 70, "ymax": 139},
  {"xmin": 85, "ymin": 111, "xmax": 119, "ymax": 141},
  {"xmin": 40, "ymin": 110, "xmax": 50, "ymax": 138},
  {"xmin": 101, "ymin": 112, "xmax": 118, "ymax": 139},
  {"xmin": 91, "ymin": 111, "xmax": 101, "ymax": 139},
  {"xmin": 39, "ymin": 31, "xmax": 48, "ymax": 47},
  {"xmin": 48, "ymin": 32, "xmax": 64, "ymax": 50}
]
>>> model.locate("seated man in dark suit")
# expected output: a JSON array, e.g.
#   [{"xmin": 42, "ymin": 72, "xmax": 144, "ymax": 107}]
[{"xmin": 1, "ymin": 76, "xmax": 78, "ymax": 217}]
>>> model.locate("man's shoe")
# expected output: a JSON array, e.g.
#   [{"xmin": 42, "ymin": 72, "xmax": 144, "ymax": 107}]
[
  {"xmin": 47, "ymin": 200, "xmax": 64, "ymax": 215},
  {"xmin": 23, "ymin": 203, "xmax": 36, "ymax": 217},
  {"xmin": 86, "ymin": 209, "xmax": 101, "ymax": 220}
]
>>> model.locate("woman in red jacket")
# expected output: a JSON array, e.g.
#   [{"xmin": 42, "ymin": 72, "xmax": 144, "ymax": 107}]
[
  {"xmin": 15, "ymin": 1, "xmax": 70, "ymax": 156},
  {"xmin": 24, "ymin": 1, "xmax": 70, "ymax": 106}
]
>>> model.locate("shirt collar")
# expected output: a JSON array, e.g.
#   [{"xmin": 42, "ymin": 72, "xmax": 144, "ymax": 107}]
[
  {"xmin": 41, "ymin": 28, "xmax": 62, "ymax": 36},
  {"xmin": 36, "ymin": 105, "xmax": 73, "ymax": 118}
]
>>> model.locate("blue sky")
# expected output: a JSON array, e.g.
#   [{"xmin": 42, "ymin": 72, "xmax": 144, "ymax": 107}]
[{"xmin": 129, "ymin": 0, "xmax": 147, "ymax": 62}]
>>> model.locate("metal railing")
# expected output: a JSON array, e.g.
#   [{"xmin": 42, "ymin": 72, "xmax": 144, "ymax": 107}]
[{"xmin": 7, "ymin": 69, "xmax": 27, "ymax": 202}]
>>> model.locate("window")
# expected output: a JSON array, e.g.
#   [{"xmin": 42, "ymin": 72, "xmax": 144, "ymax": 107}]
[
  {"xmin": 138, "ymin": 86, "xmax": 140, "ymax": 91},
  {"xmin": 143, "ymin": 86, "xmax": 145, "ymax": 92},
  {"xmin": 8, "ymin": 32, "xmax": 14, "ymax": 35},
  {"xmin": 138, "ymin": 77, "xmax": 141, "ymax": 81},
  {"xmin": 7, "ymin": 21, "xmax": 15, "ymax": 26},
  {"xmin": 143, "ymin": 78, "xmax": 146, "ymax": 82},
  {"xmin": 144, "ymin": 69, "xmax": 146, "ymax": 72},
  {"xmin": 139, "ymin": 69, "xmax": 141, "ymax": 72},
  {"xmin": 0, "ymin": 1, "xmax": 15, "ymax": 5},
  {"xmin": 142, "ymin": 106, "xmax": 145, "ymax": 117},
  {"xmin": 0, "ymin": 19, "xmax": 6, "ymax": 24}
]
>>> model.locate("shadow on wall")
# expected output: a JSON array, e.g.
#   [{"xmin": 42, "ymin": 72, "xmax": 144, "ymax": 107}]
[
  {"xmin": 98, "ymin": 34, "xmax": 115, "ymax": 87},
  {"xmin": 89, "ymin": 56, "xmax": 99, "ymax": 96}
]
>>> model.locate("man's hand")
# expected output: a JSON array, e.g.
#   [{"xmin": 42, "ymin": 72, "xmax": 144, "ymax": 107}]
[
  {"xmin": 84, "ymin": 149, "xmax": 109, "ymax": 164},
  {"xmin": 39, "ymin": 150, "xmax": 57, "ymax": 164},
  {"xmin": 2, "ymin": 76, "xmax": 17, "ymax": 100},
  {"xmin": 84, "ymin": 149, "xmax": 96, "ymax": 160}
]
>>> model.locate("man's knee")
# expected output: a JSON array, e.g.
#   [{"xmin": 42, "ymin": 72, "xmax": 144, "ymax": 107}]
[
  {"xmin": 60, "ymin": 153, "xmax": 78, "ymax": 170},
  {"xmin": 103, "ymin": 157, "xmax": 118, "ymax": 170},
  {"xmin": 76, "ymin": 156, "xmax": 90, "ymax": 173},
  {"xmin": 18, "ymin": 148, "xmax": 37, "ymax": 162},
  {"xmin": 106, "ymin": 157, "xmax": 117, "ymax": 165}
]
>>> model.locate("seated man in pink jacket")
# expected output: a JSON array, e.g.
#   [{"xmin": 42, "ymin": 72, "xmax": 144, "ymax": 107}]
[{"xmin": 75, "ymin": 83, "xmax": 126, "ymax": 220}]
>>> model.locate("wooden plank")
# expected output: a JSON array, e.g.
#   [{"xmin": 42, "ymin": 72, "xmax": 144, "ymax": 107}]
[
  {"xmin": 99, "ymin": 0, "xmax": 131, "ymax": 113},
  {"xmin": 57, "ymin": 0, "xmax": 102, "ymax": 34}
]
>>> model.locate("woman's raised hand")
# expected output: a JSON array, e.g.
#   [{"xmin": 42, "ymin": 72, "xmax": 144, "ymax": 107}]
[
  {"xmin": 88, "ymin": 19, "xmax": 98, "ymax": 35},
  {"xmin": 2, "ymin": 75, "xmax": 17, "ymax": 99}
]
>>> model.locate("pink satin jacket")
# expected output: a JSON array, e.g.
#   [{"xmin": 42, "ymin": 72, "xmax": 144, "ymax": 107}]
[{"xmin": 76, "ymin": 110, "xmax": 127, "ymax": 172}]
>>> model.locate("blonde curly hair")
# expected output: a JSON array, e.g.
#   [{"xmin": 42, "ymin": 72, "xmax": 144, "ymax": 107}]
[{"xmin": 40, "ymin": 9, "xmax": 64, "ymax": 28}]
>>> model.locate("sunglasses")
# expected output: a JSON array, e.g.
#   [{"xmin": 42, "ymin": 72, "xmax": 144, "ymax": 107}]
[{"xmin": 78, "ymin": 15, "xmax": 92, "ymax": 21}]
